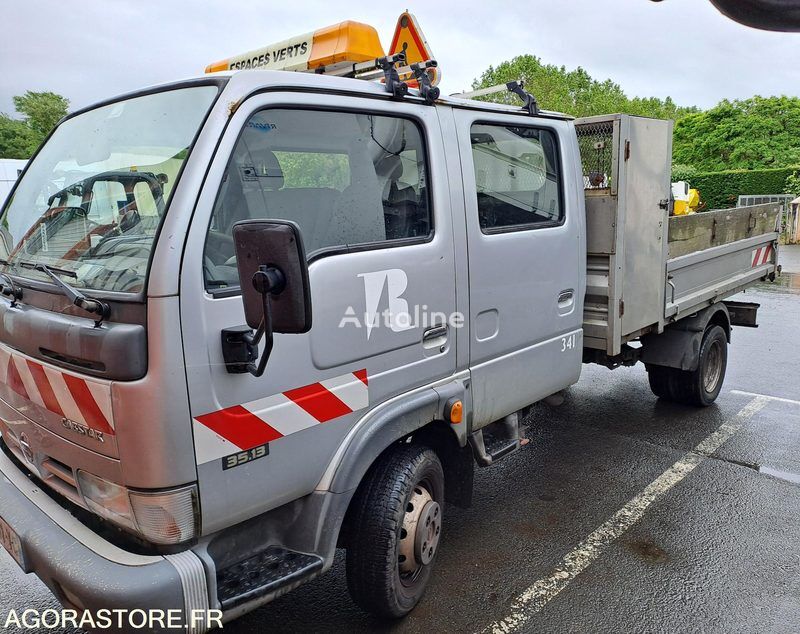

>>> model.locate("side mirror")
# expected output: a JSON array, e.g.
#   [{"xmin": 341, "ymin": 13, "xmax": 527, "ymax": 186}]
[{"xmin": 221, "ymin": 220, "xmax": 311, "ymax": 376}]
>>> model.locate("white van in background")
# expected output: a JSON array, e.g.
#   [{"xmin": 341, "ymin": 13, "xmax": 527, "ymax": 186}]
[{"xmin": 0, "ymin": 159, "xmax": 27, "ymax": 206}]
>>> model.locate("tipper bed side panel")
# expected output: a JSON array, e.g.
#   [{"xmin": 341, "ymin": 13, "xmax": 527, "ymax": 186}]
[{"xmin": 665, "ymin": 203, "xmax": 780, "ymax": 320}]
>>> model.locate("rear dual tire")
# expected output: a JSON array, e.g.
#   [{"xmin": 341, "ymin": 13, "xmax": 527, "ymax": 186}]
[{"xmin": 647, "ymin": 325, "xmax": 727, "ymax": 407}]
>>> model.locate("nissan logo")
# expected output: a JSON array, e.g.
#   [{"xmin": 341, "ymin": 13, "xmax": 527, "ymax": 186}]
[{"xmin": 18, "ymin": 432, "xmax": 34, "ymax": 463}]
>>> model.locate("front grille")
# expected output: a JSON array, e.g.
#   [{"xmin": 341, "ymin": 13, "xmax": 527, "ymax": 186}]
[
  {"xmin": 40, "ymin": 456, "xmax": 82, "ymax": 505},
  {"xmin": 0, "ymin": 436, "xmax": 191, "ymax": 556},
  {"xmin": 2, "ymin": 431, "xmax": 83, "ymax": 506}
]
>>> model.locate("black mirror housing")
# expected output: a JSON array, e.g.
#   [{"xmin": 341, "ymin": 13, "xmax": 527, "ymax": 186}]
[
  {"xmin": 232, "ymin": 219, "xmax": 312, "ymax": 332},
  {"xmin": 224, "ymin": 220, "xmax": 311, "ymax": 377}
]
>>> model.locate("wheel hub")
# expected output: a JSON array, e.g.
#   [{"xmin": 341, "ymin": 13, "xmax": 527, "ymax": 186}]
[
  {"xmin": 703, "ymin": 339, "xmax": 723, "ymax": 393},
  {"xmin": 414, "ymin": 500, "xmax": 441, "ymax": 566},
  {"xmin": 399, "ymin": 485, "xmax": 441, "ymax": 574}
]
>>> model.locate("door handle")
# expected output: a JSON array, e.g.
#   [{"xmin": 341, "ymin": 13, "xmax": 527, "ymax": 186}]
[
  {"xmin": 557, "ymin": 289, "xmax": 575, "ymax": 315},
  {"xmin": 423, "ymin": 325, "xmax": 448, "ymax": 342},
  {"xmin": 422, "ymin": 324, "xmax": 449, "ymax": 351},
  {"xmin": 557, "ymin": 289, "xmax": 574, "ymax": 305}
]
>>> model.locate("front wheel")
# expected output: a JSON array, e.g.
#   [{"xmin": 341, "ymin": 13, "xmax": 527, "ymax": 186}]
[
  {"xmin": 345, "ymin": 444, "xmax": 444, "ymax": 619},
  {"xmin": 668, "ymin": 325, "xmax": 728, "ymax": 407}
]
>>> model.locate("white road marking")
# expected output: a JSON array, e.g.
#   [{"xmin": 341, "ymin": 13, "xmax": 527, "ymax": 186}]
[
  {"xmin": 487, "ymin": 396, "xmax": 769, "ymax": 634},
  {"xmin": 730, "ymin": 389, "xmax": 800, "ymax": 407}
]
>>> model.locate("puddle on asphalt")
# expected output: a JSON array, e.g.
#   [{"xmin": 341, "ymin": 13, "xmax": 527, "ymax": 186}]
[
  {"xmin": 626, "ymin": 539, "xmax": 668, "ymax": 564},
  {"xmin": 754, "ymin": 271, "xmax": 800, "ymax": 295},
  {"xmin": 759, "ymin": 465, "xmax": 800, "ymax": 484}
]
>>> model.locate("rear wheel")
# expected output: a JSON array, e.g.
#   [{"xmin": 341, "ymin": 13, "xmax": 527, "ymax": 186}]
[
  {"xmin": 345, "ymin": 444, "xmax": 444, "ymax": 619},
  {"xmin": 667, "ymin": 325, "xmax": 728, "ymax": 407},
  {"xmin": 647, "ymin": 364, "xmax": 675, "ymax": 400}
]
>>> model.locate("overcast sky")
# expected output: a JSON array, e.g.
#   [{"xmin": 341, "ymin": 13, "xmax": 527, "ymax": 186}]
[{"xmin": 1, "ymin": 0, "xmax": 798, "ymax": 117}]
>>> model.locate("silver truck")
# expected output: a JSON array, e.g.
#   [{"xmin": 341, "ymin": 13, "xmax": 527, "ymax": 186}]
[{"xmin": 0, "ymin": 67, "xmax": 779, "ymax": 630}]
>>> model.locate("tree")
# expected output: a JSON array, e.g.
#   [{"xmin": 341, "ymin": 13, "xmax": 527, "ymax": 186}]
[
  {"xmin": 13, "ymin": 91, "xmax": 69, "ymax": 139},
  {"xmin": 0, "ymin": 117, "xmax": 38, "ymax": 159},
  {"xmin": 671, "ymin": 163, "xmax": 699, "ymax": 182},
  {"xmin": 672, "ymin": 96, "xmax": 800, "ymax": 172},
  {"xmin": 472, "ymin": 55, "xmax": 698, "ymax": 120},
  {"xmin": 0, "ymin": 91, "xmax": 69, "ymax": 159},
  {"xmin": 785, "ymin": 171, "xmax": 800, "ymax": 197}
]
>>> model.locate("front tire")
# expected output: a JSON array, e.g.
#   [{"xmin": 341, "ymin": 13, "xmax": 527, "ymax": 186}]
[
  {"xmin": 345, "ymin": 444, "xmax": 444, "ymax": 619},
  {"xmin": 668, "ymin": 325, "xmax": 728, "ymax": 407}
]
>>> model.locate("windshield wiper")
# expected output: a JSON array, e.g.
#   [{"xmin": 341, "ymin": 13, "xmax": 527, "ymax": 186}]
[
  {"xmin": 0, "ymin": 258, "xmax": 23, "ymax": 307},
  {"xmin": 19, "ymin": 261, "xmax": 110, "ymax": 326}
]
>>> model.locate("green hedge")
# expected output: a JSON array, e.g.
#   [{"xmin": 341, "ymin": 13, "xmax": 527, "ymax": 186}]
[{"xmin": 686, "ymin": 166, "xmax": 800, "ymax": 210}]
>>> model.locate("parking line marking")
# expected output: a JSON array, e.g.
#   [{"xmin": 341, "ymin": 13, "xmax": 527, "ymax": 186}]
[
  {"xmin": 486, "ymin": 396, "xmax": 769, "ymax": 634},
  {"xmin": 731, "ymin": 389, "xmax": 800, "ymax": 407}
]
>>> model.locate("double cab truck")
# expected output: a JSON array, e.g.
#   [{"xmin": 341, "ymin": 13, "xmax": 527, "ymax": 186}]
[{"xmin": 0, "ymin": 16, "xmax": 780, "ymax": 632}]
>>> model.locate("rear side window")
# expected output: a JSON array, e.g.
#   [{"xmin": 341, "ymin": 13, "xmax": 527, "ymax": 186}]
[
  {"xmin": 272, "ymin": 151, "xmax": 350, "ymax": 191},
  {"xmin": 470, "ymin": 123, "xmax": 562, "ymax": 233},
  {"xmin": 204, "ymin": 109, "xmax": 431, "ymax": 291}
]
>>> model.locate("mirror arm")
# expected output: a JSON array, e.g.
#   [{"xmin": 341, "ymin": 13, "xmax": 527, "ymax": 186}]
[
  {"xmin": 243, "ymin": 265, "xmax": 285, "ymax": 378},
  {"xmin": 244, "ymin": 294, "xmax": 273, "ymax": 378}
]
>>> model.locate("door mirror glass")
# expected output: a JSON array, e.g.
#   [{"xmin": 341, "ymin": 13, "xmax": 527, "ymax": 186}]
[
  {"xmin": 224, "ymin": 220, "xmax": 311, "ymax": 377},
  {"xmin": 232, "ymin": 219, "xmax": 311, "ymax": 332}
]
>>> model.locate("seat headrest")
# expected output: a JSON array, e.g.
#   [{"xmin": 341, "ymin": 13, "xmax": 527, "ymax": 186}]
[{"xmin": 375, "ymin": 155, "xmax": 403, "ymax": 182}]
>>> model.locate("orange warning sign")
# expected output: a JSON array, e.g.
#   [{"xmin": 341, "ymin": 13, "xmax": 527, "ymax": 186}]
[{"xmin": 388, "ymin": 12, "xmax": 440, "ymax": 87}]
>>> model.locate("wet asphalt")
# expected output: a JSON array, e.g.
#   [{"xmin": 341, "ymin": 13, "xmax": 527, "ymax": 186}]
[{"xmin": 1, "ymin": 247, "xmax": 799, "ymax": 633}]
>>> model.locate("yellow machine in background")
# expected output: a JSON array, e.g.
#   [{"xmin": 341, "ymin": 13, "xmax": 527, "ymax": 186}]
[{"xmin": 672, "ymin": 181, "xmax": 701, "ymax": 215}]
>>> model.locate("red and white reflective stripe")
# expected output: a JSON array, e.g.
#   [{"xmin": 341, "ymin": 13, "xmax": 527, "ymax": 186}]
[
  {"xmin": 193, "ymin": 369, "xmax": 369, "ymax": 465},
  {"xmin": 751, "ymin": 244, "xmax": 773, "ymax": 267},
  {"xmin": 0, "ymin": 343, "xmax": 114, "ymax": 434}
]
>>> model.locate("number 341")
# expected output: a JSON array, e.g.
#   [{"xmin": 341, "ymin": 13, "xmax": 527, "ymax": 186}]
[{"xmin": 560, "ymin": 333, "xmax": 577, "ymax": 352}]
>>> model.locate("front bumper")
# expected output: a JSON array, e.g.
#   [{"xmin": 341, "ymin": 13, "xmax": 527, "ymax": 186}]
[{"xmin": 0, "ymin": 448, "xmax": 212, "ymax": 633}]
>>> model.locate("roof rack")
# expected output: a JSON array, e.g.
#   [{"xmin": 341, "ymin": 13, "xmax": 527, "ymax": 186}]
[
  {"xmin": 451, "ymin": 80, "xmax": 540, "ymax": 116},
  {"xmin": 310, "ymin": 52, "xmax": 438, "ymax": 102}
]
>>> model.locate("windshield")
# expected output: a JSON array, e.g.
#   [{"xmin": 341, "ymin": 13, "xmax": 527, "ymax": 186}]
[{"xmin": 0, "ymin": 85, "xmax": 218, "ymax": 294}]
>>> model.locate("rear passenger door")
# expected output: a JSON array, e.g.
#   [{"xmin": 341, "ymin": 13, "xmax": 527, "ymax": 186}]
[
  {"xmin": 180, "ymin": 94, "xmax": 457, "ymax": 531},
  {"xmin": 453, "ymin": 111, "xmax": 585, "ymax": 427}
]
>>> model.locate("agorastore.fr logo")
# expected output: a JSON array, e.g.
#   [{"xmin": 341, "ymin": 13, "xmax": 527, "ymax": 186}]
[{"xmin": 1, "ymin": 608, "xmax": 223, "ymax": 631}]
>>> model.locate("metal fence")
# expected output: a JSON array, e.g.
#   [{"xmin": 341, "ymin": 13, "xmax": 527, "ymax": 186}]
[
  {"xmin": 575, "ymin": 120, "xmax": 615, "ymax": 190},
  {"xmin": 737, "ymin": 194, "xmax": 796, "ymax": 244},
  {"xmin": 737, "ymin": 194, "xmax": 792, "ymax": 207}
]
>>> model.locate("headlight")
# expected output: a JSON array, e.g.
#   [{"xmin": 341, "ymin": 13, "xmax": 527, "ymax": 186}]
[
  {"xmin": 76, "ymin": 471, "xmax": 198, "ymax": 545},
  {"xmin": 76, "ymin": 470, "xmax": 137, "ymax": 531}
]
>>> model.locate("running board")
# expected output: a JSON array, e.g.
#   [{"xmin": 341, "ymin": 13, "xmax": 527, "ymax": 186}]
[
  {"xmin": 216, "ymin": 546, "xmax": 323, "ymax": 610},
  {"xmin": 469, "ymin": 412, "xmax": 524, "ymax": 467}
]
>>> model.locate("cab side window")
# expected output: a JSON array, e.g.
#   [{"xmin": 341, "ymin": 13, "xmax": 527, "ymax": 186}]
[
  {"xmin": 204, "ymin": 109, "xmax": 431, "ymax": 291},
  {"xmin": 470, "ymin": 123, "xmax": 562, "ymax": 233}
]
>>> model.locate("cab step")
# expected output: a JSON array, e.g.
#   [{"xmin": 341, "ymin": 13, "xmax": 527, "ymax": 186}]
[
  {"xmin": 469, "ymin": 412, "xmax": 525, "ymax": 466},
  {"xmin": 216, "ymin": 546, "xmax": 323, "ymax": 610}
]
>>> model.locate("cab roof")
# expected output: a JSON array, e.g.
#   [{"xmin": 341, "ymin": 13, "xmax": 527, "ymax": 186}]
[
  {"xmin": 74, "ymin": 69, "xmax": 572, "ymax": 123},
  {"xmin": 219, "ymin": 68, "xmax": 573, "ymax": 120}
]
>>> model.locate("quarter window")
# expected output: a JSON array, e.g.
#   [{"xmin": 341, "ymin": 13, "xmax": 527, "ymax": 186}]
[
  {"xmin": 204, "ymin": 109, "xmax": 431, "ymax": 291},
  {"xmin": 470, "ymin": 124, "xmax": 562, "ymax": 232}
]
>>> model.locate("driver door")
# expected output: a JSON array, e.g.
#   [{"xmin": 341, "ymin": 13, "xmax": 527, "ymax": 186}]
[{"xmin": 179, "ymin": 93, "xmax": 458, "ymax": 533}]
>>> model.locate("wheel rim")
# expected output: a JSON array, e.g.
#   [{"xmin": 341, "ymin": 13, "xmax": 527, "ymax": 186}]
[
  {"xmin": 398, "ymin": 482, "xmax": 442, "ymax": 586},
  {"xmin": 703, "ymin": 339, "xmax": 723, "ymax": 393}
]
